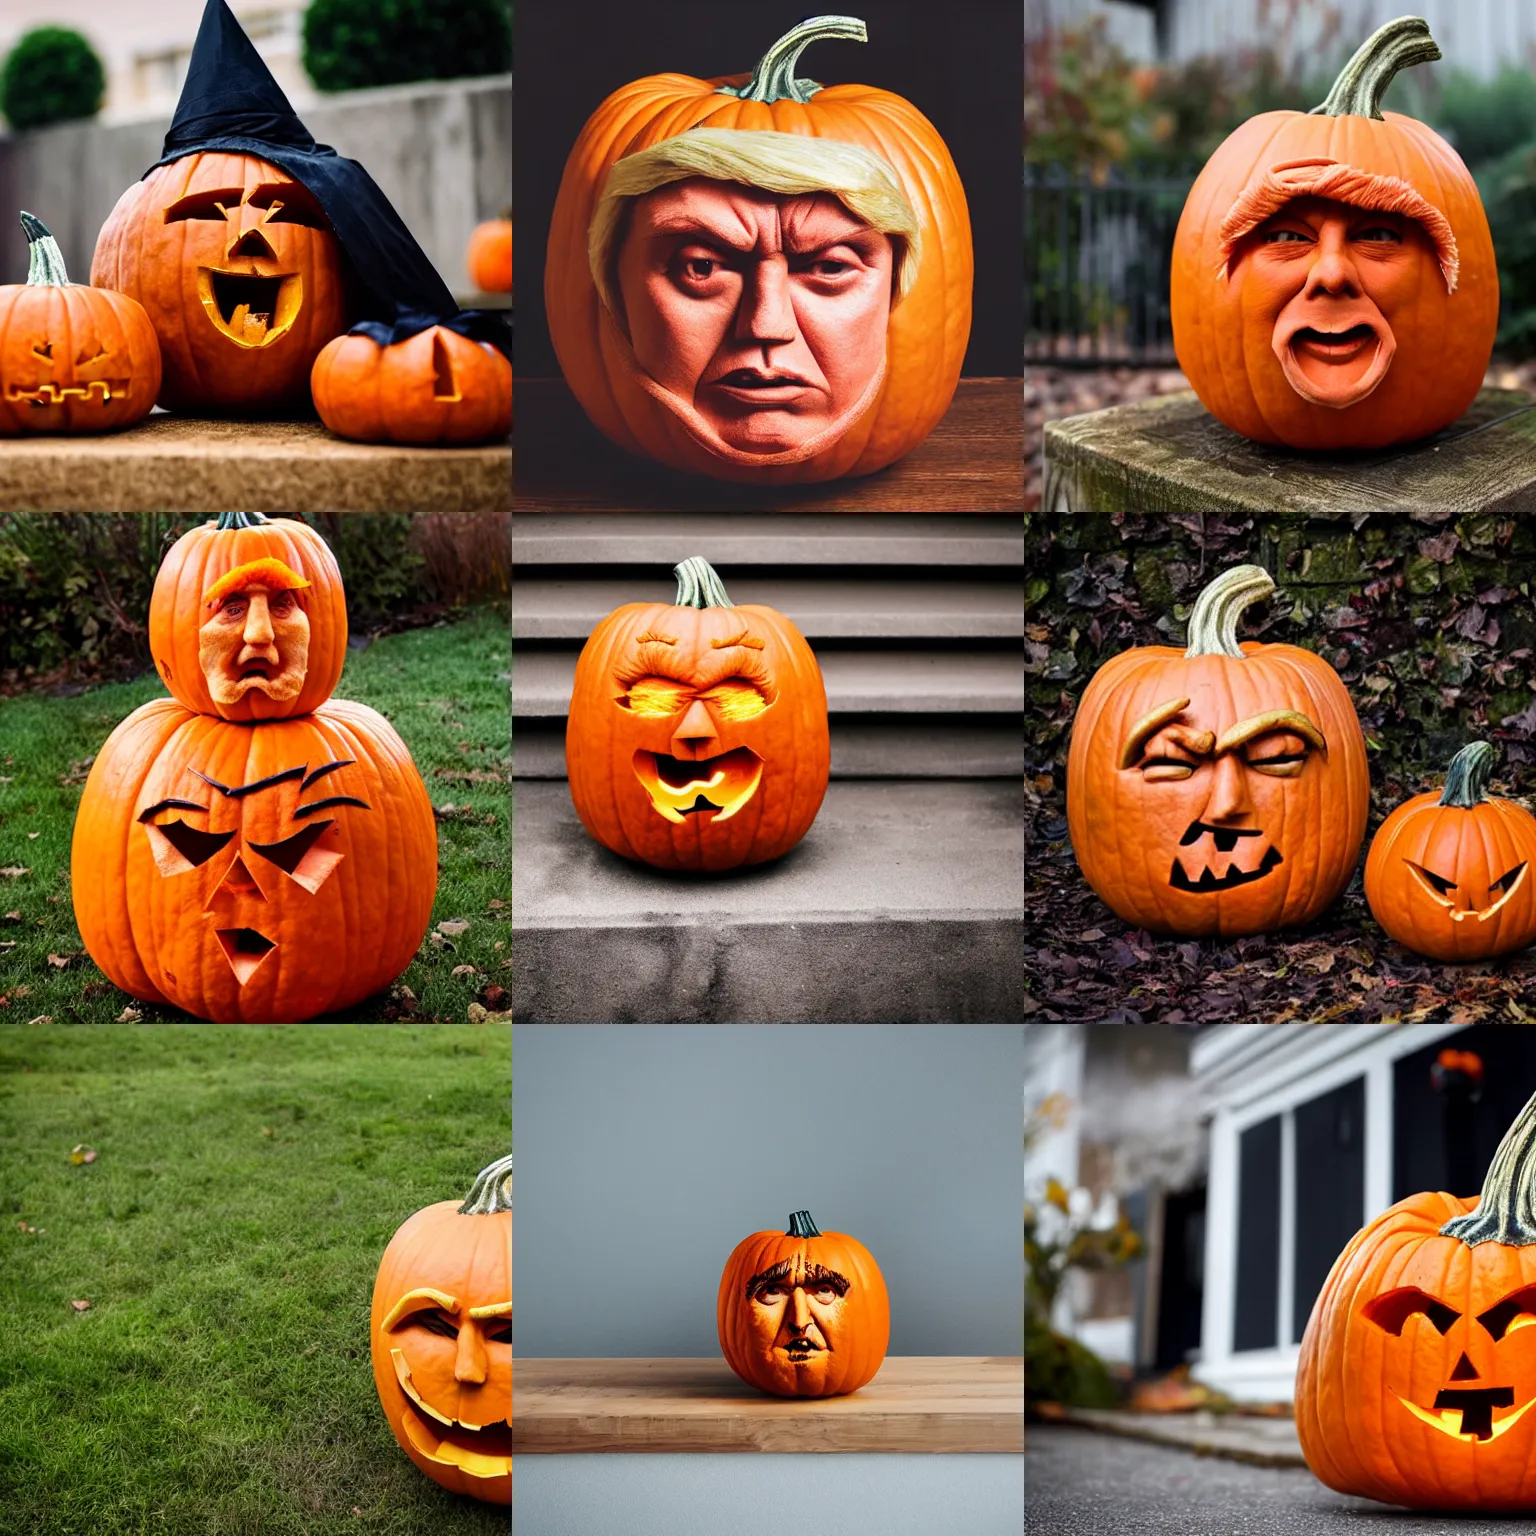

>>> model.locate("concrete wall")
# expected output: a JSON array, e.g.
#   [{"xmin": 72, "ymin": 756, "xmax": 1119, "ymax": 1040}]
[{"xmin": 0, "ymin": 73, "xmax": 510, "ymax": 298}]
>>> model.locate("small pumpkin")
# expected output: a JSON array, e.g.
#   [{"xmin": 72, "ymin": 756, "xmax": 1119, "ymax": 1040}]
[
  {"xmin": 370, "ymin": 1155, "xmax": 511, "ymax": 1505},
  {"xmin": 1366, "ymin": 742, "xmax": 1536, "ymax": 962},
  {"xmin": 71, "ymin": 694, "xmax": 437, "ymax": 1023},
  {"xmin": 0, "ymin": 212, "xmax": 161, "ymax": 435},
  {"xmin": 1297, "ymin": 1086, "xmax": 1536, "ymax": 1510},
  {"xmin": 717, "ymin": 1209, "xmax": 889, "ymax": 1398},
  {"xmin": 149, "ymin": 511, "xmax": 348, "ymax": 721},
  {"xmin": 310, "ymin": 325, "xmax": 512, "ymax": 445},
  {"xmin": 1066, "ymin": 564, "xmax": 1369, "ymax": 937},
  {"xmin": 467, "ymin": 216, "xmax": 512, "ymax": 294},
  {"xmin": 545, "ymin": 14, "xmax": 972, "ymax": 484},
  {"xmin": 565, "ymin": 556, "xmax": 829, "ymax": 871},
  {"xmin": 1171, "ymin": 17, "xmax": 1497, "ymax": 449},
  {"xmin": 92, "ymin": 149, "xmax": 349, "ymax": 413}
]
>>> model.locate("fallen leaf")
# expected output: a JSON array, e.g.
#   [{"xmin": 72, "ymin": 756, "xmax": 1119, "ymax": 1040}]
[
  {"xmin": 261, "ymin": 1127, "xmax": 274, "ymax": 1137},
  {"xmin": 25, "ymin": 1014, "xmax": 52, "ymax": 1025},
  {"xmin": 437, "ymin": 920, "xmax": 470, "ymax": 938},
  {"xmin": 68, "ymin": 1144, "xmax": 97, "ymax": 1165},
  {"xmin": 451, "ymin": 964, "xmax": 479, "ymax": 978},
  {"xmin": 114, "ymin": 1007, "xmax": 142, "ymax": 1023},
  {"xmin": 70, "ymin": 1299, "xmax": 91, "ymax": 1312},
  {"xmin": 46, "ymin": 953, "xmax": 72, "ymax": 969},
  {"xmin": 26, "ymin": 831, "xmax": 38, "ymax": 840},
  {"xmin": 17, "ymin": 1221, "xmax": 37, "ymax": 1233},
  {"xmin": 1079, "ymin": 928, "xmax": 1106, "ymax": 943},
  {"xmin": 467, "ymin": 1003, "xmax": 513, "ymax": 1024},
  {"xmin": 479, "ymin": 984, "xmax": 509, "ymax": 1012},
  {"xmin": 2, "ymin": 911, "xmax": 19, "ymax": 922},
  {"xmin": 0, "ymin": 866, "xmax": 31, "ymax": 878},
  {"xmin": 487, "ymin": 898, "xmax": 507, "ymax": 910}
]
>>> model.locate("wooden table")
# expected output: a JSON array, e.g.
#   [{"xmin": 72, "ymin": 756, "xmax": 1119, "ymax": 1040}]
[
  {"xmin": 1042, "ymin": 387, "xmax": 1536, "ymax": 515},
  {"xmin": 513, "ymin": 378, "xmax": 1024, "ymax": 513},
  {"xmin": 513, "ymin": 1356, "xmax": 1023, "ymax": 1453}
]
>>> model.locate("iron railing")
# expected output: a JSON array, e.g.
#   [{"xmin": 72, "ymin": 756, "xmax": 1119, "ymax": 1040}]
[{"xmin": 1025, "ymin": 165, "xmax": 1196, "ymax": 366}]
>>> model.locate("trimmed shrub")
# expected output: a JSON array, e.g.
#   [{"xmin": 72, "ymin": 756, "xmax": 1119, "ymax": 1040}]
[
  {"xmin": 302, "ymin": 0, "xmax": 511, "ymax": 92},
  {"xmin": 0, "ymin": 26, "xmax": 105, "ymax": 131}
]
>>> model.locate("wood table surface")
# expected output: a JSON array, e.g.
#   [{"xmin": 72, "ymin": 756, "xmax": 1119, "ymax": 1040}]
[
  {"xmin": 513, "ymin": 378, "xmax": 1024, "ymax": 513},
  {"xmin": 513, "ymin": 1355, "xmax": 1024, "ymax": 1454}
]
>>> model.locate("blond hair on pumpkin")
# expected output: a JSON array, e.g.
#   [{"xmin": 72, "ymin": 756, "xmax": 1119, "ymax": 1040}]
[{"xmin": 588, "ymin": 127, "xmax": 922, "ymax": 319}]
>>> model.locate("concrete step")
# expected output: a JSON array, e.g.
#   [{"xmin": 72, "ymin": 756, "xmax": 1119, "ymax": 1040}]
[
  {"xmin": 513, "ymin": 718, "xmax": 1025, "ymax": 779},
  {"xmin": 512, "ymin": 577, "xmax": 1024, "ymax": 640},
  {"xmin": 511, "ymin": 512, "xmax": 1024, "ymax": 566},
  {"xmin": 512, "ymin": 647, "xmax": 1026, "ymax": 717},
  {"xmin": 511, "ymin": 778, "xmax": 1024, "ymax": 1022}
]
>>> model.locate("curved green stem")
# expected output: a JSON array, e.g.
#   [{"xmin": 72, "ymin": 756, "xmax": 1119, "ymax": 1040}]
[
  {"xmin": 673, "ymin": 556, "xmax": 735, "ymax": 610},
  {"xmin": 1183, "ymin": 565, "xmax": 1275, "ymax": 660},
  {"xmin": 714, "ymin": 15, "xmax": 867, "ymax": 104},
  {"xmin": 458, "ymin": 1154, "xmax": 513, "ymax": 1216},
  {"xmin": 214, "ymin": 511, "xmax": 272, "ymax": 531},
  {"xmin": 787, "ymin": 1210, "xmax": 822, "ymax": 1238},
  {"xmin": 1438, "ymin": 741, "xmax": 1495, "ymax": 808},
  {"xmin": 20, "ymin": 212, "xmax": 68, "ymax": 286},
  {"xmin": 1310, "ymin": 16, "xmax": 1440, "ymax": 120},
  {"xmin": 1441, "ymin": 1092, "xmax": 1536, "ymax": 1246}
]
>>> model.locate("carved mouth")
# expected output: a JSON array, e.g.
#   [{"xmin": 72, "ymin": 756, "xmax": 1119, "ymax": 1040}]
[
  {"xmin": 632, "ymin": 747, "xmax": 764, "ymax": 825},
  {"xmin": 1398, "ymin": 1388, "xmax": 1536, "ymax": 1443},
  {"xmin": 214, "ymin": 926, "xmax": 275, "ymax": 985},
  {"xmin": 781, "ymin": 1339, "xmax": 824, "ymax": 1359},
  {"xmin": 8, "ymin": 379, "xmax": 128, "ymax": 407},
  {"xmin": 1406, "ymin": 860, "xmax": 1529, "ymax": 922},
  {"xmin": 1290, "ymin": 323, "xmax": 1376, "ymax": 362},
  {"xmin": 1275, "ymin": 309, "xmax": 1394, "ymax": 408},
  {"xmin": 1170, "ymin": 844, "xmax": 1284, "ymax": 893},
  {"xmin": 197, "ymin": 268, "xmax": 302, "ymax": 348},
  {"xmin": 391, "ymin": 1349, "xmax": 510, "ymax": 1479}
]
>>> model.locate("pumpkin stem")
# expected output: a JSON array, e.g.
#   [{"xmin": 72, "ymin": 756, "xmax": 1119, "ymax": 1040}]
[
  {"xmin": 1310, "ymin": 16, "xmax": 1440, "ymax": 120},
  {"xmin": 1441, "ymin": 1091, "xmax": 1536, "ymax": 1246},
  {"xmin": 20, "ymin": 212, "xmax": 69, "ymax": 286},
  {"xmin": 1438, "ymin": 741, "xmax": 1496, "ymax": 808},
  {"xmin": 673, "ymin": 556, "xmax": 735, "ymax": 610},
  {"xmin": 714, "ymin": 15, "xmax": 867, "ymax": 104},
  {"xmin": 1183, "ymin": 565, "xmax": 1275, "ymax": 660},
  {"xmin": 214, "ymin": 512, "xmax": 271, "ymax": 531},
  {"xmin": 787, "ymin": 1210, "xmax": 822, "ymax": 1238},
  {"xmin": 457, "ymin": 1154, "xmax": 513, "ymax": 1216}
]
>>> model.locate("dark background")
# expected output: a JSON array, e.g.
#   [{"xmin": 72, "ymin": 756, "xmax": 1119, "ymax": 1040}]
[{"xmin": 513, "ymin": 0, "xmax": 1023, "ymax": 377}]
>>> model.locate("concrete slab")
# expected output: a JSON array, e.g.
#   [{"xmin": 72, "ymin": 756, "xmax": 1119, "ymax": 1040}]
[
  {"xmin": 1055, "ymin": 1407, "xmax": 1305, "ymax": 1468},
  {"xmin": 0, "ymin": 416, "xmax": 510, "ymax": 513},
  {"xmin": 513, "ymin": 648, "xmax": 1026, "ymax": 716},
  {"xmin": 513, "ymin": 577, "xmax": 1025, "ymax": 640},
  {"xmin": 511, "ymin": 778, "xmax": 1024, "ymax": 1022}
]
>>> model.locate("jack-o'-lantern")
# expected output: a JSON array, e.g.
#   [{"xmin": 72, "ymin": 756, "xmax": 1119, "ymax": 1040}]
[
  {"xmin": 0, "ymin": 212, "xmax": 161, "ymax": 435},
  {"xmin": 370, "ymin": 1154, "xmax": 511, "ymax": 1505},
  {"xmin": 1297, "ymin": 1086, "xmax": 1536, "ymax": 1510},
  {"xmin": 310, "ymin": 325, "xmax": 512, "ymax": 445},
  {"xmin": 1171, "ymin": 16, "xmax": 1497, "ymax": 449},
  {"xmin": 565, "ymin": 556, "xmax": 829, "ymax": 871},
  {"xmin": 149, "ymin": 511, "xmax": 347, "ymax": 721},
  {"xmin": 92, "ymin": 150, "xmax": 349, "ymax": 413},
  {"xmin": 545, "ymin": 14, "xmax": 972, "ymax": 484},
  {"xmin": 1366, "ymin": 742, "xmax": 1536, "ymax": 962},
  {"xmin": 1066, "ymin": 564, "xmax": 1369, "ymax": 937},
  {"xmin": 71, "ymin": 695, "xmax": 437, "ymax": 1022},
  {"xmin": 717, "ymin": 1209, "xmax": 889, "ymax": 1398}
]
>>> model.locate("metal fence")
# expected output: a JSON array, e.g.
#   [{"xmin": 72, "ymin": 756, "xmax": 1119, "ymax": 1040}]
[{"xmin": 1025, "ymin": 165, "xmax": 1196, "ymax": 367}]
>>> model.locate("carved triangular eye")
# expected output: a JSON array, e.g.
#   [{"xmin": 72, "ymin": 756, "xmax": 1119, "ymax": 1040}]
[
  {"xmin": 76, "ymin": 345, "xmax": 108, "ymax": 367},
  {"xmin": 144, "ymin": 818, "xmax": 236, "ymax": 876},
  {"xmin": 1479, "ymin": 1286, "xmax": 1536, "ymax": 1340},
  {"xmin": 1492, "ymin": 863, "xmax": 1527, "ymax": 894},
  {"xmin": 1407, "ymin": 861, "xmax": 1456, "ymax": 895},
  {"xmin": 1363, "ymin": 1286, "xmax": 1459, "ymax": 1336},
  {"xmin": 249, "ymin": 819, "xmax": 344, "ymax": 894}
]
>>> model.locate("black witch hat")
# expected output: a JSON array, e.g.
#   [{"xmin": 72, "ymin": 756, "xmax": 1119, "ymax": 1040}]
[{"xmin": 147, "ymin": 0, "xmax": 508, "ymax": 355}]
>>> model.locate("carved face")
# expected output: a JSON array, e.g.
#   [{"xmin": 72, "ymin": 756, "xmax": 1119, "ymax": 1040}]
[
  {"xmin": 198, "ymin": 583, "xmax": 311, "ymax": 706},
  {"xmin": 614, "ymin": 179, "xmax": 893, "ymax": 460}
]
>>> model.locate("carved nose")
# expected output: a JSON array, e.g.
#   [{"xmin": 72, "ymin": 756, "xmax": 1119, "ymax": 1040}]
[
  {"xmin": 219, "ymin": 854, "xmax": 265, "ymax": 900},
  {"xmin": 1451, "ymin": 1352, "xmax": 1480, "ymax": 1381},
  {"xmin": 229, "ymin": 227, "xmax": 276, "ymax": 262}
]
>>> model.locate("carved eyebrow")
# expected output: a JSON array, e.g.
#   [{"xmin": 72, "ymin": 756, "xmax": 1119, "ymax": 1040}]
[
  {"xmin": 1119, "ymin": 698, "xmax": 1192, "ymax": 770},
  {"xmin": 468, "ymin": 1302, "xmax": 512, "ymax": 1320},
  {"xmin": 648, "ymin": 215, "xmax": 756, "ymax": 252},
  {"xmin": 1214, "ymin": 710, "xmax": 1327, "ymax": 757},
  {"xmin": 381, "ymin": 1287, "xmax": 460, "ymax": 1332},
  {"xmin": 709, "ymin": 631, "xmax": 765, "ymax": 651},
  {"xmin": 745, "ymin": 1260, "xmax": 851, "ymax": 1298},
  {"xmin": 1363, "ymin": 1286, "xmax": 1459, "ymax": 1336},
  {"xmin": 293, "ymin": 795, "xmax": 371, "ymax": 821},
  {"xmin": 191, "ymin": 765, "xmax": 307, "ymax": 799},
  {"xmin": 138, "ymin": 797, "xmax": 209, "ymax": 822},
  {"xmin": 302, "ymin": 759, "xmax": 355, "ymax": 790},
  {"xmin": 635, "ymin": 631, "xmax": 677, "ymax": 646}
]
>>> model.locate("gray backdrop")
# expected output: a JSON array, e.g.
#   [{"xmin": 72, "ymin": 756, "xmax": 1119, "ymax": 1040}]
[{"xmin": 512, "ymin": 1023, "xmax": 1023, "ymax": 1356}]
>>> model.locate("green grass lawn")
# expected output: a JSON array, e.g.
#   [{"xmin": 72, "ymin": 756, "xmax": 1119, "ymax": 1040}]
[
  {"xmin": 0, "ymin": 607, "xmax": 510, "ymax": 1023},
  {"xmin": 0, "ymin": 1024, "xmax": 511, "ymax": 1535}
]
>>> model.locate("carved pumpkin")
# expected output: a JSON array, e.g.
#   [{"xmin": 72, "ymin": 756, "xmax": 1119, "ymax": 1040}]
[
  {"xmin": 92, "ymin": 149, "xmax": 349, "ymax": 413},
  {"xmin": 1171, "ymin": 17, "xmax": 1497, "ymax": 449},
  {"xmin": 71, "ymin": 695, "xmax": 437, "ymax": 1023},
  {"xmin": 1066, "ymin": 564, "xmax": 1369, "ymax": 937},
  {"xmin": 0, "ymin": 212, "xmax": 161, "ymax": 435},
  {"xmin": 545, "ymin": 14, "xmax": 972, "ymax": 484},
  {"xmin": 310, "ymin": 325, "xmax": 512, "ymax": 445},
  {"xmin": 149, "ymin": 511, "xmax": 347, "ymax": 721},
  {"xmin": 565, "ymin": 556, "xmax": 829, "ymax": 871},
  {"xmin": 467, "ymin": 217, "xmax": 512, "ymax": 294},
  {"xmin": 1297, "ymin": 1086, "xmax": 1536, "ymax": 1510},
  {"xmin": 370, "ymin": 1155, "xmax": 511, "ymax": 1505},
  {"xmin": 717, "ymin": 1209, "xmax": 889, "ymax": 1398},
  {"xmin": 1366, "ymin": 742, "xmax": 1536, "ymax": 962}
]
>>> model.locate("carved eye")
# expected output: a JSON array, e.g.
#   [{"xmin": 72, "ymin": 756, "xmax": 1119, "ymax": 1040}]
[
  {"xmin": 1363, "ymin": 1287, "xmax": 1460, "ymax": 1336},
  {"xmin": 1245, "ymin": 731, "xmax": 1309, "ymax": 778},
  {"xmin": 1408, "ymin": 861, "xmax": 1457, "ymax": 896},
  {"xmin": 700, "ymin": 678, "xmax": 768, "ymax": 721},
  {"xmin": 1141, "ymin": 756, "xmax": 1196, "ymax": 782},
  {"xmin": 248, "ymin": 820, "xmax": 343, "ymax": 894},
  {"xmin": 144, "ymin": 819, "xmax": 236, "ymax": 876},
  {"xmin": 484, "ymin": 1317, "xmax": 512, "ymax": 1345},
  {"xmin": 1492, "ymin": 863, "xmax": 1527, "ymax": 895},
  {"xmin": 618, "ymin": 677, "xmax": 691, "ymax": 717},
  {"xmin": 245, "ymin": 182, "xmax": 329, "ymax": 228},
  {"xmin": 1479, "ymin": 1288, "xmax": 1536, "ymax": 1341},
  {"xmin": 164, "ymin": 188, "xmax": 245, "ymax": 223},
  {"xmin": 414, "ymin": 1309, "xmax": 459, "ymax": 1340},
  {"xmin": 75, "ymin": 345, "xmax": 108, "ymax": 367}
]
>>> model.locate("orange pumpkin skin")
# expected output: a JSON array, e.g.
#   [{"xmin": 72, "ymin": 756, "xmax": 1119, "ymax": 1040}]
[
  {"xmin": 1366, "ymin": 742, "xmax": 1536, "ymax": 962},
  {"xmin": 149, "ymin": 513, "xmax": 347, "ymax": 721},
  {"xmin": 370, "ymin": 1156, "xmax": 511, "ymax": 1506},
  {"xmin": 310, "ymin": 326, "xmax": 512, "ymax": 445},
  {"xmin": 71, "ymin": 696, "xmax": 437, "ymax": 1023},
  {"xmin": 565, "ymin": 557, "xmax": 829, "ymax": 872},
  {"xmin": 717, "ymin": 1210, "xmax": 890, "ymax": 1398},
  {"xmin": 1297, "ymin": 1092, "xmax": 1536, "ymax": 1511},
  {"xmin": 1171, "ymin": 19, "xmax": 1496, "ymax": 450},
  {"xmin": 545, "ymin": 17, "xmax": 972, "ymax": 484},
  {"xmin": 91, "ymin": 151, "xmax": 349, "ymax": 413},
  {"xmin": 467, "ymin": 218, "xmax": 512, "ymax": 294},
  {"xmin": 1066, "ymin": 565, "xmax": 1369, "ymax": 937},
  {"xmin": 0, "ymin": 214, "xmax": 161, "ymax": 434}
]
